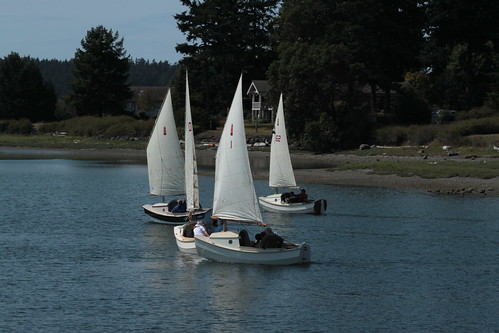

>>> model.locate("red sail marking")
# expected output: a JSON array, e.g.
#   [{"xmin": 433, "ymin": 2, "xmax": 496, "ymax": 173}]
[{"xmin": 230, "ymin": 124, "xmax": 233, "ymax": 149}]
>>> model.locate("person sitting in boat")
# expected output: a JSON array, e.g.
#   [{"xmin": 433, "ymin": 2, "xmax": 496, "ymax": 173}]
[
  {"xmin": 254, "ymin": 228, "xmax": 284, "ymax": 249},
  {"xmin": 253, "ymin": 232, "xmax": 264, "ymax": 248},
  {"xmin": 167, "ymin": 199, "xmax": 177, "ymax": 211},
  {"xmin": 172, "ymin": 200, "xmax": 187, "ymax": 213},
  {"xmin": 193, "ymin": 221, "xmax": 209, "ymax": 237},
  {"xmin": 208, "ymin": 219, "xmax": 223, "ymax": 233},
  {"xmin": 284, "ymin": 191, "xmax": 296, "ymax": 203},
  {"xmin": 297, "ymin": 189, "xmax": 308, "ymax": 202}
]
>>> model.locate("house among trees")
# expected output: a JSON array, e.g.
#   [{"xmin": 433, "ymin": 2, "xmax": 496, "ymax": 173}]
[
  {"xmin": 125, "ymin": 86, "xmax": 168, "ymax": 118},
  {"xmin": 247, "ymin": 80, "xmax": 273, "ymax": 123},
  {"xmin": 245, "ymin": 79, "xmax": 403, "ymax": 125}
]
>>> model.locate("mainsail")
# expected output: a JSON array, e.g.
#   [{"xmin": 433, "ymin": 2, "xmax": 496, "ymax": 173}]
[
  {"xmin": 269, "ymin": 94, "xmax": 297, "ymax": 189},
  {"xmin": 212, "ymin": 75, "xmax": 263, "ymax": 223},
  {"xmin": 146, "ymin": 89, "xmax": 185, "ymax": 196}
]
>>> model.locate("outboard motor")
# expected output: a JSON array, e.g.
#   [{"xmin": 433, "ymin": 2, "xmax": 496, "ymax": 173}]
[{"xmin": 313, "ymin": 199, "xmax": 327, "ymax": 215}]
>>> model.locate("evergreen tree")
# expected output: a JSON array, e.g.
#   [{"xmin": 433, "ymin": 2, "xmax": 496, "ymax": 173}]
[
  {"xmin": 0, "ymin": 52, "xmax": 56, "ymax": 122},
  {"xmin": 268, "ymin": 0, "xmax": 425, "ymax": 150},
  {"xmin": 174, "ymin": 0, "xmax": 279, "ymax": 127},
  {"xmin": 70, "ymin": 25, "xmax": 132, "ymax": 116},
  {"xmin": 423, "ymin": 0, "xmax": 499, "ymax": 109},
  {"xmin": 34, "ymin": 59, "xmax": 74, "ymax": 98},
  {"xmin": 128, "ymin": 58, "xmax": 179, "ymax": 86}
]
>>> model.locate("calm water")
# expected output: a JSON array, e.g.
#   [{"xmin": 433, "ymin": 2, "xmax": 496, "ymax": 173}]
[{"xmin": 0, "ymin": 156, "xmax": 498, "ymax": 332}]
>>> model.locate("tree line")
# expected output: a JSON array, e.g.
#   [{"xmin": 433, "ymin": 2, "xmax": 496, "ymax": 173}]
[
  {"xmin": 171, "ymin": 0, "xmax": 499, "ymax": 151},
  {"xmin": 32, "ymin": 58, "xmax": 177, "ymax": 98},
  {"xmin": 0, "ymin": 25, "xmax": 178, "ymax": 122},
  {"xmin": 1, "ymin": 0, "xmax": 499, "ymax": 152}
]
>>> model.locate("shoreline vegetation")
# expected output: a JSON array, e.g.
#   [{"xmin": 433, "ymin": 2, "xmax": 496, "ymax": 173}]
[{"xmin": 1, "ymin": 134, "xmax": 498, "ymax": 196}]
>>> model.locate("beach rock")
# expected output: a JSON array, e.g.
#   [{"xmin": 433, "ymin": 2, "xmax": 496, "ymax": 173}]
[{"xmin": 359, "ymin": 144, "xmax": 371, "ymax": 150}]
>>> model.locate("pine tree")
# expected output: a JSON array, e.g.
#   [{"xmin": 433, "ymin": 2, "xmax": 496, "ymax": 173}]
[
  {"xmin": 0, "ymin": 52, "xmax": 56, "ymax": 122},
  {"xmin": 174, "ymin": 0, "xmax": 279, "ymax": 123},
  {"xmin": 70, "ymin": 25, "xmax": 132, "ymax": 116}
]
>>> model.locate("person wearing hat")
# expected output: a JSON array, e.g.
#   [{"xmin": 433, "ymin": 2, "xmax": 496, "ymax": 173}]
[{"xmin": 193, "ymin": 221, "xmax": 209, "ymax": 237}]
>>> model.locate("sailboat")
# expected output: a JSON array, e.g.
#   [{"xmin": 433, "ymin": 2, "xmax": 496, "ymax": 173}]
[
  {"xmin": 174, "ymin": 73, "xmax": 212, "ymax": 251},
  {"xmin": 194, "ymin": 75, "xmax": 311, "ymax": 265},
  {"xmin": 143, "ymin": 83, "xmax": 210, "ymax": 224},
  {"xmin": 258, "ymin": 94, "xmax": 327, "ymax": 215}
]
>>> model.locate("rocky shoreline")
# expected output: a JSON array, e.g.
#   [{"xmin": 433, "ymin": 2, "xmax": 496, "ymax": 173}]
[
  {"xmin": 197, "ymin": 149, "xmax": 499, "ymax": 196},
  {"xmin": 1, "ymin": 146, "xmax": 498, "ymax": 196}
]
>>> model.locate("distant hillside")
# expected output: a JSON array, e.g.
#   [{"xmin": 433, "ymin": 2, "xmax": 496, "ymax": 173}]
[{"xmin": 34, "ymin": 58, "xmax": 179, "ymax": 98}]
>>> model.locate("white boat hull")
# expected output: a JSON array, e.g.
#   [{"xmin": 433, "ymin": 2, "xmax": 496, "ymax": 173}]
[
  {"xmin": 258, "ymin": 194, "xmax": 327, "ymax": 215},
  {"xmin": 195, "ymin": 231, "xmax": 311, "ymax": 265},
  {"xmin": 173, "ymin": 224, "xmax": 196, "ymax": 254},
  {"xmin": 143, "ymin": 203, "xmax": 211, "ymax": 224}
]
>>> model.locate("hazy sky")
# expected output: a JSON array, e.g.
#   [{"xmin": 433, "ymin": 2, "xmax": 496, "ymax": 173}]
[{"xmin": 0, "ymin": 0, "xmax": 187, "ymax": 63}]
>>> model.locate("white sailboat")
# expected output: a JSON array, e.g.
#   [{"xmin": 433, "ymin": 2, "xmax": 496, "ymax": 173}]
[
  {"xmin": 194, "ymin": 75, "xmax": 311, "ymax": 265},
  {"xmin": 143, "ymin": 84, "xmax": 210, "ymax": 224},
  {"xmin": 174, "ymin": 73, "xmax": 212, "ymax": 251},
  {"xmin": 258, "ymin": 94, "xmax": 327, "ymax": 215}
]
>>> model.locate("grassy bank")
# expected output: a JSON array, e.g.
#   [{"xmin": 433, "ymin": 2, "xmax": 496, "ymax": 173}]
[
  {"xmin": 2, "ymin": 132, "xmax": 499, "ymax": 180},
  {"xmin": 0, "ymin": 134, "xmax": 147, "ymax": 150},
  {"xmin": 330, "ymin": 159, "xmax": 499, "ymax": 179}
]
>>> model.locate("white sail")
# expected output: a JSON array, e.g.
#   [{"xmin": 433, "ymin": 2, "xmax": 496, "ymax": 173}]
[
  {"xmin": 212, "ymin": 75, "xmax": 263, "ymax": 223},
  {"xmin": 146, "ymin": 89, "xmax": 185, "ymax": 196},
  {"xmin": 269, "ymin": 94, "xmax": 297, "ymax": 188},
  {"xmin": 184, "ymin": 72, "xmax": 200, "ymax": 211}
]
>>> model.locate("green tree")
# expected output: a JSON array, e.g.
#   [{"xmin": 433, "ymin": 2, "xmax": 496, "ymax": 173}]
[
  {"xmin": 136, "ymin": 88, "xmax": 155, "ymax": 119},
  {"xmin": 423, "ymin": 0, "xmax": 499, "ymax": 109},
  {"xmin": 0, "ymin": 52, "xmax": 56, "ymax": 122},
  {"xmin": 70, "ymin": 25, "xmax": 132, "ymax": 116},
  {"xmin": 268, "ymin": 0, "xmax": 425, "ymax": 151},
  {"xmin": 174, "ymin": 0, "xmax": 279, "ymax": 128},
  {"xmin": 128, "ymin": 58, "xmax": 179, "ymax": 86},
  {"xmin": 336, "ymin": 0, "xmax": 424, "ymax": 114},
  {"xmin": 34, "ymin": 59, "xmax": 74, "ymax": 98}
]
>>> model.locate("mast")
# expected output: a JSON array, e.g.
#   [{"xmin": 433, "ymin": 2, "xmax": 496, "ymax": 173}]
[{"xmin": 184, "ymin": 72, "xmax": 200, "ymax": 211}]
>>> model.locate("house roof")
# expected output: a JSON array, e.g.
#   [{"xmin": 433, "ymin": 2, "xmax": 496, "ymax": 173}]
[{"xmin": 246, "ymin": 80, "xmax": 269, "ymax": 95}]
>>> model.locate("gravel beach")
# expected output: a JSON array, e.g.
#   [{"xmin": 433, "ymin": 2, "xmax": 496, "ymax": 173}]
[
  {"xmin": 2, "ymin": 146, "xmax": 498, "ymax": 195},
  {"xmin": 196, "ymin": 149, "xmax": 499, "ymax": 196}
]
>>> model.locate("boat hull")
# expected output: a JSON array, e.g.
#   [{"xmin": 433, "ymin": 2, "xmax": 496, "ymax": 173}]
[
  {"xmin": 195, "ymin": 232, "xmax": 311, "ymax": 265},
  {"xmin": 258, "ymin": 194, "xmax": 327, "ymax": 215},
  {"xmin": 173, "ymin": 224, "xmax": 196, "ymax": 254},
  {"xmin": 143, "ymin": 203, "xmax": 211, "ymax": 224}
]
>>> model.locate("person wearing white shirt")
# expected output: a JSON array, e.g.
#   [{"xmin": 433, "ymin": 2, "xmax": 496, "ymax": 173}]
[{"xmin": 193, "ymin": 222, "xmax": 209, "ymax": 237}]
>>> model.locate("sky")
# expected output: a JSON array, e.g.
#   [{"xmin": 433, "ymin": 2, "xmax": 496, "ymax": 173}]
[{"xmin": 0, "ymin": 0, "xmax": 187, "ymax": 63}]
